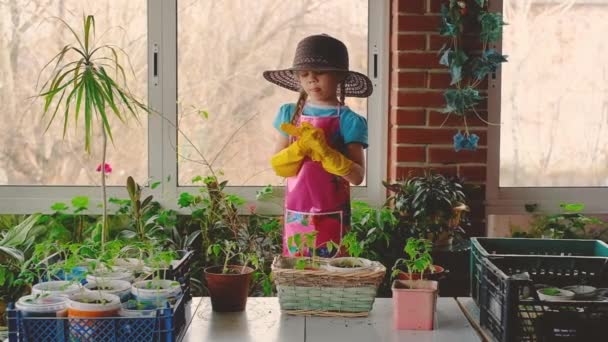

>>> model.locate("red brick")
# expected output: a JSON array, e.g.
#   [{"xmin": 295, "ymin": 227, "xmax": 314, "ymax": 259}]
[
  {"xmin": 396, "ymin": 33, "xmax": 427, "ymax": 50},
  {"xmin": 462, "ymin": 35, "xmax": 484, "ymax": 52},
  {"xmin": 459, "ymin": 166, "xmax": 487, "ymax": 182},
  {"xmin": 429, "ymin": 34, "xmax": 450, "ymax": 51},
  {"xmin": 395, "ymin": 90, "xmax": 445, "ymax": 107},
  {"xmin": 429, "ymin": 0, "xmax": 445, "ymax": 13},
  {"xmin": 428, "ymin": 73, "xmax": 489, "ymax": 92},
  {"xmin": 394, "ymin": 71, "xmax": 427, "ymax": 88},
  {"xmin": 428, "ymin": 147, "xmax": 487, "ymax": 164},
  {"xmin": 396, "ymin": 128, "xmax": 487, "ymax": 145},
  {"xmin": 397, "ymin": 15, "xmax": 441, "ymax": 32},
  {"xmin": 396, "ymin": 52, "xmax": 442, "ymax": 68},
  {"xmin": 391, "ymin": 109, "xmax": 426, "ymax": 126},
  {"xmin": 395, "ymin": 166, "xmax": 458, "ymax": 179},
  {"xmin": 396, "ymin": 146, "xmax": 427, "ymax": 162},
  {"xmin": 394, "ymin": 0, "xmax": 426, "ymax": 14},
  {"xmin": 428, "ymin": 72, "xmax": 452, "ymax": 89},
  {"xmin": 428, "ymin": 110, "xmax": 489, "ymax": 127}
]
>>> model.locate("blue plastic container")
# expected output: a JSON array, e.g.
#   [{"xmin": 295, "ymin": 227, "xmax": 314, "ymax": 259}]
[{"xmin": 7, "ymin": 294, "xmax": 189, "ymax": 342}]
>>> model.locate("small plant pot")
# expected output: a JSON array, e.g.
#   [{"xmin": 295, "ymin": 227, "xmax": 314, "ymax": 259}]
[
  {"xmin": 114, "ymin": 258, "xmax": 147, "ymax": 272},
  {"xmin": 397, "ymin": 265, "xmax": 445, "ymax": 281},
  {"xmin": 67, "ymin": 292, "xmax": 121, "ymax": 317},
  {"xmin": 16, "ymin": 295, "xmax": 69, "ymax": 318},
  {"xmin": 84, "ymin": 280, "xmax": 132, "ymax": 303},
  {"xmin": 86, "ymin": 269, "xmax": 134, "ymax": 284},
  {"xmin": 562, "ymin": 285, "xmax": 597, "ymax": 299},
  {"xmin": 537, "ymin": 288, "xmax": 575, "ymax": 301},
  {"xmin": 326, "ymin": 257, "xmax": 373, "ymax": 272},
  {"xmin": 131, "ymin": 279, "xmax": 182, "ymax": 307},
  {"xmin": 32, "ymin": 281, "xmax": 82, "ymax": 297},
  {"xmin": 67, "ymin": 292, "xmax": 121, "ymax": 341},
  {"xmin": 392, "ymin": 279, "xmax": 438, "ymax": 330},
  {"xmin": 119, "ymin": 300, "xmax": 160, "ymax": 318},
  {"xmin": 204, "ymin": 265, "xmax": 254, "ymax": 312}
]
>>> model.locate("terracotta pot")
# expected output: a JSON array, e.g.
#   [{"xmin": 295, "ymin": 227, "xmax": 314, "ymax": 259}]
[
  {"xmin": 392, "ymin": 279, "xmax": 438, "ymax": 330},
  {"xmin": 204, "ymin": 265, "xmax": 254, "ymax": 312},
  {"xmin": 397, "ymin": 265, "xmax": 445, "ymax": 281}
]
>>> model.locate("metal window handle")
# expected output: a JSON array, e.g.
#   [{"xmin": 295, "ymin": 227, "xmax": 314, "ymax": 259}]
[{"xmin": 153, "ymin": 43, "xmax": 159, "ymax": 86}]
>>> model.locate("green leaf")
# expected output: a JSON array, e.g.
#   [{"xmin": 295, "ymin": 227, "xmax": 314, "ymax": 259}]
[
  {"xmin": 71, "ymin": 196, "xmax": 89, "ymax": 209},
  {"xmin": 479, "ymin": 12, "xmax": 506, "ymax": 43},
  {"xmin": 150, "ymin": 181, "xmax": 161, "ymax": 189},
  {"xmin": 191, "ymin": 176, "xmax": 203, "ymax": 183},
  {"xmin": 198, "ymin": 110, "xmax": 209, "ymax": 119},
  {"xmin": 51, "ymin": 202, "xmax": 69, "ymax": 212},
  {"xmin": 561, "ymin": 203, "xmax": 585, "ymax": 213}
]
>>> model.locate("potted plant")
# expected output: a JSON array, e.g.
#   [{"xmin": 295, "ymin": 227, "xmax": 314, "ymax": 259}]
[
  {"xmin": 204, "ymin": 240, "xmax": 258, "ymax": 312},
  {"xmin": 536, "ymin": 287, "xmax": 575, "ymax": 301},
  {"xmin": 384, "ymin": 171, "xmax": 469, "ymax": 246},
  {"xmin": 37, "ymin": 14, "xmax": 148, "ymax": 250},
  {"xmin": 391, "ymin": 238, "xmax": 439, "ymax": 330},
  {"xmin": 67, "ymin": 292, "xmax": 122, "ymax": 340},
  {"xmin": 325, "ymin": 232, "xmax": 374, "ymax": 272},
  {"xmin": 131, "ymin": 250, "xmax": 182, "ymax": 307}
]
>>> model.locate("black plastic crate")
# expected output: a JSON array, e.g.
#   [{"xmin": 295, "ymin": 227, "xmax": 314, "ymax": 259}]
[
  {"xmin": 479, "ymin": 256, "xmax": 608, "ymax": 342},
  {"xmin": 470, "ymin": 238, "xmax": 608, "ymax": 305}
]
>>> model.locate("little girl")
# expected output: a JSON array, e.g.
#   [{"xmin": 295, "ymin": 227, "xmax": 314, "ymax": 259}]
[{"xmin": 263, "ymin": 34, "xmax": 373, "ymax": 256}]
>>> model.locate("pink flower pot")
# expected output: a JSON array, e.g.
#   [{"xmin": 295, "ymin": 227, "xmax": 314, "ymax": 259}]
[{"xmin": 392, "ymin": 279, "xmax": 438, "ymax": 330}]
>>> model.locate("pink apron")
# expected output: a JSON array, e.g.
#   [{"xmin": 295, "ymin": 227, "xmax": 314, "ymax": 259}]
[{"xmin": 283, "ymin": 107, "xmax": 351, "ymax": 257}]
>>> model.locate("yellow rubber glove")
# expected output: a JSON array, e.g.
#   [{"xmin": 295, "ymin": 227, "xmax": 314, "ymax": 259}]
[
  {"xmin": 270, "ymin": 123, "xmax": 316, "ymax": 177},
  {"xmin": 282, "ymin": 122, "xmax": 354, "ymax": 177}
]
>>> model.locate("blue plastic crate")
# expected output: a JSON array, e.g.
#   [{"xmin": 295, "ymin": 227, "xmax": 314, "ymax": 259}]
[{"xmin": 7, "ymin": 294, "xmax": 189, "ymax": 342}]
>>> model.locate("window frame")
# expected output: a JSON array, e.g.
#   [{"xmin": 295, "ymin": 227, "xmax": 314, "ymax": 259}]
[
  {"xmin": 0, "ymin": 0, "xmax": 389, "ymax": 215},
  {"xmin": 486, "ymin": 0, "xmax": 608, "ymax": 215}
]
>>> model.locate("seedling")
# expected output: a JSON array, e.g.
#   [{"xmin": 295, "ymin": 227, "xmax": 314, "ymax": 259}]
[{"xmin": 391, "ymin": 238, "xmax": 434, "ymax": 281}]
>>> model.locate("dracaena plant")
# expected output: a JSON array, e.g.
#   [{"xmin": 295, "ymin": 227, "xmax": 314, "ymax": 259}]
[
  {"xmin": 37, "ymin": 15, "xmax": 148, "ymax": 249},
  {"xmin": 438, "ymin": 0, "xmax": 508, "ymax": 151}
]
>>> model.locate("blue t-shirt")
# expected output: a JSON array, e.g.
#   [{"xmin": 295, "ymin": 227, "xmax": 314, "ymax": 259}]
[{"xmin": 272, "ymin": 103, "xmax": 368, "ymax": 149}]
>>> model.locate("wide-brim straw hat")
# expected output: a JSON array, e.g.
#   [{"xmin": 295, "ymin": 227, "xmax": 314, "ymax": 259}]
[{"xmin": 263, "ymin": 34, "xmax": 373, "ymax": 98}]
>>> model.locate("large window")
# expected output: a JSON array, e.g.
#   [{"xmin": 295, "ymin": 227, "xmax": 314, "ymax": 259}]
[
  {"xmin": 0, "ymin": 1, "xmax": 148, "ymax": 187},
  {"xmin": 487, "ymin": 0, "xmax": 608, "ymax": 213},
  {"xmin": 0, "ymin": 0, "xmax": 388, "ymax": 214}
]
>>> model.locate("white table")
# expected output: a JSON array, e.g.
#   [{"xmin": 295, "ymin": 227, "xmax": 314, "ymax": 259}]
[{"xmin": 181, "ymin": 297, "xmax": 481, "ymax": 342}]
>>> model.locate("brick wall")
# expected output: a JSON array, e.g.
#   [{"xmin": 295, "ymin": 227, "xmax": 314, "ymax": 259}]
[{"xmin": 388, "ymin": 0, "xmax": 487, "ymax": 236}]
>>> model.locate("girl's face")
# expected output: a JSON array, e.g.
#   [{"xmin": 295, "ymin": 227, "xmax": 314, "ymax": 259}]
[{"xmin": 296, "ymin": 70, "xmax": 342, "ymax": 105}]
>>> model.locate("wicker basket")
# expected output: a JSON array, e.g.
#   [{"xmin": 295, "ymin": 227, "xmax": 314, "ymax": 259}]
[{"xmin": 271, "ymin": 256, "xmax": 386, "ymax": 317}]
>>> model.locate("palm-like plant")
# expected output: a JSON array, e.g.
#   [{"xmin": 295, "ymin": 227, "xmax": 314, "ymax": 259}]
[{"xmin": 38, "ymin": 15, "xmax": 148, "ymax": 248}]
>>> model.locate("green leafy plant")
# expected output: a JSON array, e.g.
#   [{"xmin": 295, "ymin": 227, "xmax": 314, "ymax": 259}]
[
  {"xmin": 286, "ymin": 231, "xmax": 341, "ymax": 270},
  {"xmin": 207, "ymin": 240, "xmax": 260, "ymax": 275},
  {"xmin": 391, "ymin": 238, "xmax": 434, "ymax": 280},
  {"xmin": 511, "ymin": 203, "xmax": 608, "ymax": 241},
  {"xmin": 540, "ymin": 287, "xmax": 561, "ymax": 296},
  {"xmin": 384, "ymin": 171, "xmax": 469, "ymax": 243},
  {"xmin": 37, "ymin": 15, "xmax": 148, "ymax": 248},
  {"xmin": 438, "ymin": 0, "xmax": 508, "ymax": 150}
]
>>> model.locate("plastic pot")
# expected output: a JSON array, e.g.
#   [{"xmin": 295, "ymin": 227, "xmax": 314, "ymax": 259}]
[
  {"xmin": 396, "ymin": 265, "xmax": 445, "ymax": 281},
  {"xmin": 32, "ymin": 281, "xmax": 81, "ymax": 297},
  {"xmin": 84, "ymin": 280, "xmax": 132, "ymax": 303},
  {"xmin": 131, "ymin": 279, "xmax": 182, "ymax": 307},
  {"xmin": 326, "ymin": 257, "xmax": 373, "ymax": 272},
  {"xmin": 392, "ymin": 279, "xmax": 438, "ymax": 330},
  {"xmin": 204, "ymin": 265, "xmax": 254, "ymax": 312},
  {"xmin": 16, "ymin": 295, "xmax": 68, "ymax": 318}
]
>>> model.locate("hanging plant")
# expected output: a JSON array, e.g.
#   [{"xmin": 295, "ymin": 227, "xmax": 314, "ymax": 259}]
[
  {"xmin": 37, "ymin": 15, "xmax": 148, "ymax": 248},
  {"xmin": 438, "ymin": 0, "xmax": 508, "ymax": 151}
]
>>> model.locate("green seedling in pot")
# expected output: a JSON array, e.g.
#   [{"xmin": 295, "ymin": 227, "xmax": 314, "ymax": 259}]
[
  {"xmin": 207, "ymin": 240, "xmax": 260, "ymax": 274},
  {"xmin": 540, "ymin": 288, "xmax": 561, "ymax": 296},
  {"xmin": 391, "ymin": 238, "xmax": 434, "ymax": 281},
  {"xmin": 287, "ymin": 231, "xmax": 345, "ymax": 270}
]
